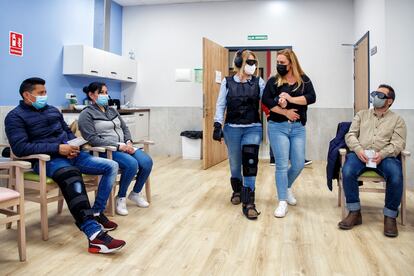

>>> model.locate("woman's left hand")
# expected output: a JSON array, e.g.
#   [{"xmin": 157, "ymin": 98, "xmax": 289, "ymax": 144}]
[
  {"xmin": 126, "ymin": 145, "xmax": 135, "ymax": 154},
  {"xmin": 279, "ymin": 92, "xmax": 292, "ymax": 102}
]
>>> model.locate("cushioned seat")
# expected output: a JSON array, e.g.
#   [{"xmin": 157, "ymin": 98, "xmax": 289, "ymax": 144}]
[
  {"xmin": 0, "ymin": 187, "xmax": 20, "ymax": 201},
  {"xmin": 360, "ymin": 170, "xmax": 380, "ymax": 177},
  {"xmin": 24, "ymin": 172, "xmax": 94, "ymax": 185},
  {"xmin": 24, "ymin": 172, "xmax": 55, "ymax": 185}
]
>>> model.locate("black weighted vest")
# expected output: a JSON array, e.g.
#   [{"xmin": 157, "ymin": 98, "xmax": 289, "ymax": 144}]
[{"xmin": 224, "ymin": 76, "xmax": 261, "ymax": 125}]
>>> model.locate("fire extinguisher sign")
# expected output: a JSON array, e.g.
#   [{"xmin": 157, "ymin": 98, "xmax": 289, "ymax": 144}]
[{"xmin": 9, "ymin": 31, "xmax": 23, "ymax": 57}]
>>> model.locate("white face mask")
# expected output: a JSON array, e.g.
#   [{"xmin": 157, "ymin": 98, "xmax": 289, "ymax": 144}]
[{"xmin": 244, "ymin": 64, "xmax": 256, "ymax": 75}]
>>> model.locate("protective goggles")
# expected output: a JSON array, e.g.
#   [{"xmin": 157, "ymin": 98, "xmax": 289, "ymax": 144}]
[
  {"xmin": 246, "ymin": 59, "xmax": 258, "ymax": 66},
  {"xmin": 370, "ymin": 91, "xmax": 390, "ymax": 99}
]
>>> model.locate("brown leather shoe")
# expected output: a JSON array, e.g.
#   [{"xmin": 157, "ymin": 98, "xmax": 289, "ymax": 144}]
[
  {"xmin": 384, "ymin": 216, "xmax": 398, "ymax": 237},
  {"xmin": 338, "ymin": 210, "xmax": 362, "ymax": 230}
]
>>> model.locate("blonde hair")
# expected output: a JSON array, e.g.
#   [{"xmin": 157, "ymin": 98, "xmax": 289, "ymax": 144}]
[
  {"xmin": 275, "ymin": 49, "xmax": 305, "ymax": 91},
  {"xmin": 233, "ymin": 50, "xmax": 259, "ymax": 77}
]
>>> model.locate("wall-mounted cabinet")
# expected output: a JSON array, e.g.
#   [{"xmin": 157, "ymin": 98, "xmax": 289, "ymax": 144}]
[{"xmin": 63, "ymin": 45, "xmax": 137, "ymax": 83}]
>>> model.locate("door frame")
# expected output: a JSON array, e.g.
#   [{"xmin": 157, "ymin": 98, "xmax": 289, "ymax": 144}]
[{"xmin": 353, "ymin": 31, "xmax": 370, "ymax": 113}]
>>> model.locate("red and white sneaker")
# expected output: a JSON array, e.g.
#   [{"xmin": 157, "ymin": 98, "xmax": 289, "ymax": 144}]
[
  {"xmin": 88, "ymin": 231, "xmax": 126, "ymax": 254},
  {"xmin": 95, "ymin": 213, "xmax": 118, "ymax": 231}
]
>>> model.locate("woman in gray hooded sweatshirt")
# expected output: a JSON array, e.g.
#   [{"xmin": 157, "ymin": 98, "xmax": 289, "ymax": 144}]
[{"xmin": 79, "ymin": 82, "xmax": 153, "ymax": 216}]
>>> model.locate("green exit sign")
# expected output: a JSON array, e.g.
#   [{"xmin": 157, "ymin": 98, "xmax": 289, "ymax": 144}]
[{"xmin": 248, "ymin": 35, "xmax": 268, "ymax": 40}]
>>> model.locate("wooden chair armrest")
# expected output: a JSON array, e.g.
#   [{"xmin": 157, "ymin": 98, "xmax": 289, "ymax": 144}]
[
  {"xmin": 133, "ymin": 140, "xmax": 155, "ymax": 146},
  {"xmin": 12, "ymin": 153, "xmax": 50, "ymax": 161},
  {"xmin": 401, "ymin": 150, "xmax": 411, "ymax": 157},
  {"xmin": 104, "ymin": 146, "xmax": 118, "ymax": 152},
  {"xmin": 86, "ymin": 146, "xmax": 107, "ymax": 153},
  {"xmin": 0, "ymin": 160, "xmax": 31, "ymax": 169}
]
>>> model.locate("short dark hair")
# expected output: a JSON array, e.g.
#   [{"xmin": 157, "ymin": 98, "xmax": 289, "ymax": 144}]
[
  {"xmin": 83, "ymin": 82, "xmax": 106, "ymax": 100},
  {"xmin": 378, "ymin": 84, "xmax": 395, "ymax": 101},
  {"xmin": 19, "ymin": 77, "xmax": 46, "ymax": 98}
]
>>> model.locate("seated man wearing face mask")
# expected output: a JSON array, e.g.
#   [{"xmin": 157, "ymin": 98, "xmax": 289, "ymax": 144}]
[
  {"xmin": 338, "ymin": 84, "xmax": 407, "ymax": 237},
  {"xmin": 5, "ymin": 77, "xmax": 126, "ymax": 253}
]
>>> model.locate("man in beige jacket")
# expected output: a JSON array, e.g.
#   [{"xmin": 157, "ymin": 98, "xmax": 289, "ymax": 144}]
[{"xmin": 338, "ymin": 84, "xmax": 407, "ymax": 237}]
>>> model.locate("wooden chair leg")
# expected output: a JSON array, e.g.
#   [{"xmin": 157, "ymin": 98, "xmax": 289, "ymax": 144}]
[
  {"xmin": 6, "ymin": 168, "xmax": 15, "ymax": 229},
  {"xmin": 401, "ymin": 180, "xmax": 406, "ymax": 226},
  {"xmin": 145, "ymin": 178, "xmax": 151, "ymax": 203},
  {"xmin": 341, "ymin": 184, "xmax": 347, "ymax": 219},
  {"xmin": 16, "ymin": 167, "xmax": 26, "ymax": 261},
  {"xmin": 337, "ymin": 180, "xmax": 341, "ymax": 207},
  {"xmin": 40, "ymin": 198, "xmax": 48, "ymax": 241},
  {"xmin": 6, "ymin": 206, "xmax": 13, "ymax": 229},
  {"xmin": 17, "ymin": 204, "xmax": 26, "ymax": 261},
  {"xmin": 106, "ymin": 186, "xmax": 116, "ymax": 217},
  {"xmin": 57, "ymin": 189, "xmax": 64, "ymax": 214}
]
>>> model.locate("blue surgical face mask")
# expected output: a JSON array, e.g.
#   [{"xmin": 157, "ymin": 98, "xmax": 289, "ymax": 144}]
[
  {"xmin": 30, "ymin": 95, "xmax": 48, "ymax": 110},
  {"xmin": 96, "ymin": 94, "xmax": 109, "ymax": 106}
]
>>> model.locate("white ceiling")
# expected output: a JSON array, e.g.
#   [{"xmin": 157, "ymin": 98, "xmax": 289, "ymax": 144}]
[{"xmin": 113, "ymin": 0, "xmax": 252, "ymax": 6}]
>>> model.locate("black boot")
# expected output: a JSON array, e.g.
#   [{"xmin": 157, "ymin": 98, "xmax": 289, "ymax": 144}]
[
  {"xmin": 241, "ymin": 186, "xmax": 260, "ymax": 220},
  {"xmin": 230, "ymin": 178, "xmax": 242, "ymax": 205}
]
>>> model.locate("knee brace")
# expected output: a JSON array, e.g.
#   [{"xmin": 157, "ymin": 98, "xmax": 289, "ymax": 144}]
[
  {"xmin": 242, "ymin": 144, "xmax": 259, "ymax": 177},
  {"xmin": 52, "ymin": 166, "xmax": 95, "ymax": 228}
]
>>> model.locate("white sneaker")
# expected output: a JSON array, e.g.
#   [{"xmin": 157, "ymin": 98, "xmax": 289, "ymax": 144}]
[
  {"xmin": 274, "ymin": 201, "xmax": 288, "ymax": 218},
  {"xmin": 116, "ymin": 197, "xmax": 128, "ymax": 216},
  {"xmin": 287, "ymin": 188, "xmax": 297, "ymax": 206},
  {"xmin": 128, "ymin": 192, "xmax": 149, "ymax": 208}
]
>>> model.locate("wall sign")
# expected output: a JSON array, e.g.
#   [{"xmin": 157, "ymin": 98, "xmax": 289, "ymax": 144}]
[
  {"xmin": 248, "ymin": 35, "xmax": 268, "ymax": 41},
  {"xmin": 9, "ymin": 31, "xmax": 23, "ymax": 57}
]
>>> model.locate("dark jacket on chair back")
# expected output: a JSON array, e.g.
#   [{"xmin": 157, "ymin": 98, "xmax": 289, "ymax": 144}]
[{"xmin": 326, "ymin": 122, "xmax": 351, "ymax": 191}]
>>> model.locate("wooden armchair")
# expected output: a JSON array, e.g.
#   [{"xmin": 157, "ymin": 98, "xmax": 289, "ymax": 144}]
[
  {"xmin": 97, "ymin": 140, "xmax": 155, "ymax": 216},
  {"xmin": 338, "ymin": 148, "xmax": 411, "ymax": 225},
  {"xmin": 10, "ymin": 149, "xmax": 101, "ymax": 241},
  {"xmin": 0, "ymin": 160, "xmax": 31, "ymax": 261}
]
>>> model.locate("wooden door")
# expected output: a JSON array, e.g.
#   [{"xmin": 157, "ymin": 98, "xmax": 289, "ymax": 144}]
[
  {"xmin": 202, "ymin": 38, "xmax": 228, "ymax": 169},
  {"xmin": 354, "ymin": 32, "xmax": 370, "ymax": 114}
]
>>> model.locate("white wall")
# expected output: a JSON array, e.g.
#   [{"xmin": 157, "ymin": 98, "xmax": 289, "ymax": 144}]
[
  {"xmin": 354, "ymin": 0, "xmax": 414, "ymax": 109},
  {"xmin": 122, "ymin": 0, "xmax": 354, "ymax": 108},
  {"xmin": 385, "ymin": 0, "xmax": 414, "ymax": 109}
]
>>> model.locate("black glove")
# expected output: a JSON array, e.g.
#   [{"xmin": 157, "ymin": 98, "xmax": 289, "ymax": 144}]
[{"xmin": 213, "ymin": 122, "xmax": 223, "ymax": 141}]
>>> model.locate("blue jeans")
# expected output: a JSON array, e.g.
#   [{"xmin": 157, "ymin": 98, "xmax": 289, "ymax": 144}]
[
  {"xmin": 102, "ymin": 149, "xmax": 153, "ymax": 198},
  {"xmin": 33, "ymin": 151, "xmax": 119, "ymax": 238},
  {"xmin": 268, "ymin": 121, "xmax": 306, "ymax": 200},
  {"xmin": 342, "ymin": 152, "xmax": 403, "ymax": 218},
  {"xmin": 223, "ymin": 124, "xmax": 262, "ymax": 190}
]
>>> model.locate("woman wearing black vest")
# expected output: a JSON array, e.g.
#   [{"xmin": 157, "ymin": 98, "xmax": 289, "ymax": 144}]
[
  {"xmin": 262, "ymin": 49, "xmax": 316, "ymax": 218},
  {"xmin": 213, "ymin": 49, "xmax": 265, "ymax": 220}
]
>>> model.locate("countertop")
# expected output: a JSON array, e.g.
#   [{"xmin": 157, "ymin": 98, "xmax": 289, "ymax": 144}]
[{"xmin": 61, "ymin": 108, "xmax": 150, "ymax": 115}]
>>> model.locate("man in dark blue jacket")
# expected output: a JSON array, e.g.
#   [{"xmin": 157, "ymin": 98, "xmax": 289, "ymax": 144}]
[{"xmin": 5, "ymin": 77, "xmax": 125, "ymax": 254}]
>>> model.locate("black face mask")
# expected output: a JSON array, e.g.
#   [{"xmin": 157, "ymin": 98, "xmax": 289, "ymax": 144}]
[{"xmin": 277, "ymin": 64, "xmax": 289, "ymax": 76}]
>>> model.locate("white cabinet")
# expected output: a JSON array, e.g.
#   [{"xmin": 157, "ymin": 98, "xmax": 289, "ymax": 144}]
[
  {"xmin": 135, "ymin": 112, "xmax": 149, "ymax": 141},
  {"xmin": 121, "ymin": 112, "xmax": 149, "ymax": 141},
  {"xmin": 63, "ymin": 45, "xmax": 137, "ymax": 83}
]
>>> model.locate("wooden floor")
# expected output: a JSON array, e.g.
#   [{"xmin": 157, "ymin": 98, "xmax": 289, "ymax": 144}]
[{"xmin": 1, "ymin": 157, "xmax": 414, "ymax": 275}]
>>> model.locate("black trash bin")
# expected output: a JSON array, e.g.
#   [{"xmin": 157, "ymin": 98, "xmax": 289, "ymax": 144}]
[{"xmin": 180, "ymin": 131, "xmax": 203, "ymax": 159}]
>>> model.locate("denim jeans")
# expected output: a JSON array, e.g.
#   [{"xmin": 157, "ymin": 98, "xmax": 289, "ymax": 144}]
[
  {"xmin": 268, "ymin": 121, "xmax": 305, "ymax": 200},
  {"xmin": 102, "ymin": 149, "xmax": 153, "ymax": 198},
  {"xmin": 33, "ymin": 151, "xmax": 119, "ymax": 238},
  {"xmin": 223, "ymin": 124, "xmax": 262, "ymax": 190},
  {"xmin": 342, "ymin": 152, "xmax": 403, "ymax": 218}
]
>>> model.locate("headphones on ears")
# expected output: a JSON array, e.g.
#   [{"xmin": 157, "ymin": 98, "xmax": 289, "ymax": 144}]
[{"xmin": 234, "ymin": 49, "xmax": 246, "ymax": 68}]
